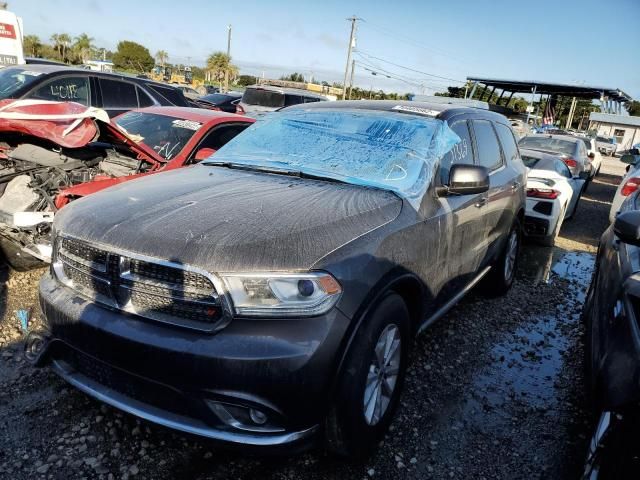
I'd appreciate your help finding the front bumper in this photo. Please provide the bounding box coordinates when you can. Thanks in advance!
[37,273,352,449]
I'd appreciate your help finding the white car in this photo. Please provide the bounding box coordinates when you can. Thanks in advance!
[577,136,602,177]
[521,149,585,246]
[609,152,640,222]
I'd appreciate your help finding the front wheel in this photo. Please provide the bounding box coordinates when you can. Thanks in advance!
[325,293,410,457]
[480,218,521,297]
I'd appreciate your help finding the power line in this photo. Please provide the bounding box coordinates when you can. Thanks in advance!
[360,21,470,66]
[355,49,466,84]
[354,53,457,89]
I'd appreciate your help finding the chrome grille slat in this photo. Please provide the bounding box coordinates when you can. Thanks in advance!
[54,236,223,331]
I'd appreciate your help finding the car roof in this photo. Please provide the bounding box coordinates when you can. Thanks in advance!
[7,64,180,89]
[522,133,581,144]
[244,84,328,99]
[284,100,509,122]
[127,106,253,124]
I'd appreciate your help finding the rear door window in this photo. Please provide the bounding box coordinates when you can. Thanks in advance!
[472,120,503,171]
[495,123,520,164]
[136,86,155,107]
[26,75,90,105]
[99,78,138,108]
[440,120,474,184]
[148,85,186,106]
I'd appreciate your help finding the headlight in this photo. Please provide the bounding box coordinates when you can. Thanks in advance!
[220,272,342,317]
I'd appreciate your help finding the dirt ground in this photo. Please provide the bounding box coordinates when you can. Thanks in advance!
[0,156,625,480]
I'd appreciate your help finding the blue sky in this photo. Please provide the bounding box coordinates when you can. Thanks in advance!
[13,0,640,98]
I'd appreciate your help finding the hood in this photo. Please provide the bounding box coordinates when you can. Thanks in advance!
[55,165,402,272]
[0,99,163,166]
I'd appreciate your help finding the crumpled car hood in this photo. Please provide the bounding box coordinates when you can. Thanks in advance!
[0,99,163,166]
[55,165,403,272]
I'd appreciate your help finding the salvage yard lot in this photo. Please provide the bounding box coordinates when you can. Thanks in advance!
[0,157,621,479]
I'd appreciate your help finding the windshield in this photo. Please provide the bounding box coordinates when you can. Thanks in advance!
[204,109,460,207]
[0,68,43,99]
[115,112,202,160]
[518,136,576,155]
[597,136,614,144]
[241,88,284,108]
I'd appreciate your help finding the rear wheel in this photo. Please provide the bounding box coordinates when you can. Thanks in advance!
[481,218,520,297]
[325,293,410,457]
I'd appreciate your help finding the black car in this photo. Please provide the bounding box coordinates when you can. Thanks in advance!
[31,101,526,455]
[0,64,190,117]
[582,196,640,478]
[194,92,242,113]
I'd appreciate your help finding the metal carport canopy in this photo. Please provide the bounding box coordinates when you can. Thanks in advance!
[466,77,633,103]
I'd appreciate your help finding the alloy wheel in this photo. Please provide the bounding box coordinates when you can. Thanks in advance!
[363,324,401,426]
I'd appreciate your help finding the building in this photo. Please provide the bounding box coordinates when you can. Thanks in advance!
[589,113,640,151]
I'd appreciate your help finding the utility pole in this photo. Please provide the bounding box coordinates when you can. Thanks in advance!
[342,16,359,100]
[224,24,232,92]
[347,59,355,99]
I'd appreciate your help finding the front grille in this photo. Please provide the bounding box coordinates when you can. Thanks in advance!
[54,236,223,331]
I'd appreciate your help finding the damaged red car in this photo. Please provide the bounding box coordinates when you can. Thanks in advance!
[0,100,253,270]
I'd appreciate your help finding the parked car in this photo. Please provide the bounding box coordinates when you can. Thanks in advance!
[0,100,253,269]
[596,135,617,156]
[576,136,602,177]
[608,152,640,222]
[175,85,201,100]
[194,92,243,113]
[31,100,526,455]
[518,134,593,179]
[508,118,531,138]
[0,64,190,117]
[238,85,329,116]
[521,149,584,246]
[582,195,640,478]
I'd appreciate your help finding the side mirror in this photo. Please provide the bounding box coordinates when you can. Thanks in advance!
[588,152,595,159]
[194,147,216,161]
[446,164,490,195]
[614,211,640,246]
[621,154,639,165]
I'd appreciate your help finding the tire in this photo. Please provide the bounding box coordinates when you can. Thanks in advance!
[0,238,46,271]
[325,293,410,457]
[480,218,521,297]
[540,207,565,247]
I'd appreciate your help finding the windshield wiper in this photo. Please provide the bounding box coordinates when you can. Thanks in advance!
[204,161,353,186]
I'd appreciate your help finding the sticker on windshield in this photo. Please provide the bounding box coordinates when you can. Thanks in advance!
[172,119,202,131]
[392,105,440,117]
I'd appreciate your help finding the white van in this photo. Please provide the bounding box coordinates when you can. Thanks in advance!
[0,9,24,67]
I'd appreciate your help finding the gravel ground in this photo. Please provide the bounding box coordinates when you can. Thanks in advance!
[0,161,622,480]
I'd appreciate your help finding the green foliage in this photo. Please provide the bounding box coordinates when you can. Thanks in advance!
[205,51,238,84]
[628,101,640,116]
[112,40,155,72]
[155,50,168,66]
[23,35,42,57]
[236,75,257,86]
[280,72,305,82]
[72,33,94,63]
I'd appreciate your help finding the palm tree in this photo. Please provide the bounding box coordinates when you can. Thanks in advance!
[155,50,168,67]
[23,35,41,57]
[73,33,94,63]
[51,33,72,62]
[206,51,237,88]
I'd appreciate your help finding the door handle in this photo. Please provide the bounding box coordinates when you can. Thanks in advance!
[475,197,487,208]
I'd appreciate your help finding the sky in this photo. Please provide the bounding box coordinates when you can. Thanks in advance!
[12,0,640,99]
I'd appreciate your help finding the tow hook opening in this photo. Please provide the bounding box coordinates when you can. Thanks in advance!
[23,331,51,365]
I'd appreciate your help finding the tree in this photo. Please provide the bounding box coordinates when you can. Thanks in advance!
[205,51,237,86]
[112,40,155,72]
[628,101,640,116]
[73,33,94,63]
[23,35,41,57]
[236,74,257,87]
[280,72,305,82]
[50,33,72,62]
[155,50,168,67]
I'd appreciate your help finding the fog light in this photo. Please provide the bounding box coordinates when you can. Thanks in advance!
[249,408,267,425]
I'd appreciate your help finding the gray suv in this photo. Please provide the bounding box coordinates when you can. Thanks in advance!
[32,101,526,456]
